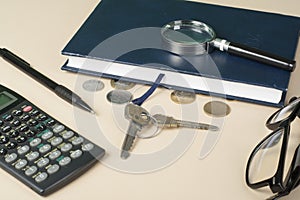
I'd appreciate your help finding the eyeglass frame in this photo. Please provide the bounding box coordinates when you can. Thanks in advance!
[245,97,300,198]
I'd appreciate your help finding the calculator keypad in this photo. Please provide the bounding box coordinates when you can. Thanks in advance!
[0,102,104,191]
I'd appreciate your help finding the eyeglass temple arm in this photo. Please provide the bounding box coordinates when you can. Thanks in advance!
[266,168,300,200]
[268,146,300,200]
[285,146,300,191]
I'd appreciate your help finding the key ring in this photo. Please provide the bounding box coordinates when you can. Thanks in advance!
[130,73,165,139]
[136,115,162,139]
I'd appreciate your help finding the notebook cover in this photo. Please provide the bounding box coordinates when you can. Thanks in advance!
[61,0,300,106]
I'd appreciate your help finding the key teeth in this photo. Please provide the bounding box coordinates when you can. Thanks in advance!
[120,134,136,159]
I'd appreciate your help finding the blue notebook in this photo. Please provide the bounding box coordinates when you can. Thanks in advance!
[61,0,300,106]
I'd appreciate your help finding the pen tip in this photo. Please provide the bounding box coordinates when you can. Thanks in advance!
[90,110,96,115]
[121,150,130,160]
[210,125,219,131]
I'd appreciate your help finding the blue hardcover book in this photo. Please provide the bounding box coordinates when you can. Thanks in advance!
[61,0,300,106]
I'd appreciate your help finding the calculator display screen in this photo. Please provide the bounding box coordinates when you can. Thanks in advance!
[0,91,17,110]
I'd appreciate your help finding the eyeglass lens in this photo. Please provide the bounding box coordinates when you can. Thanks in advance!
[269,98,300,124]
[248,128,284,184]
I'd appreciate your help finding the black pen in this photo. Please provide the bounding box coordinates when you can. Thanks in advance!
[0,48,95,114]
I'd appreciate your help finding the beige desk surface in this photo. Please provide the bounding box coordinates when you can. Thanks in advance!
[1,0,300,199]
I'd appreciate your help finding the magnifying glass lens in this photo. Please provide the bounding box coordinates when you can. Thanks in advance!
[161,20,216,55]
[162,26,213,44]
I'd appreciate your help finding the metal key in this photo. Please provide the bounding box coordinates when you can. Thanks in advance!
[152,114,219,131]
[121,103,152,159]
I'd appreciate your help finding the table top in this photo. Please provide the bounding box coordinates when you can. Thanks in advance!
[1,0,300,199]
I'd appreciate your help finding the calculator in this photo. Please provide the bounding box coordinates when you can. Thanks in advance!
[0,84,105,196]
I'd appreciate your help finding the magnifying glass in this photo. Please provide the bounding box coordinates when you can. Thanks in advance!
[161,20,296,71]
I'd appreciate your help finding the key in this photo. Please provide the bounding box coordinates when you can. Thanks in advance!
[152,114,219,131]
[120,103,152,159]
[120,121,140,159]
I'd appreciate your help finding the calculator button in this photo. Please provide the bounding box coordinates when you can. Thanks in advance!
[62,131,74,139]
[35,172,48,183]
[25,166,38,176]
[36,124,46,132]
[41,131,53,140]
[53,125,65,133]
[7,142,17,150]
[47,164,60,175]
[12,110,23,116]
[72,137,84,146]
[37,158,50,168]
[1,125,12,133]
[70,149,83,159]
[19,125,29,132]
[28,119,38,127]
[25,130,36,137]
[30,138,42,147]
[49,150,61,160]
[3,114,13,122]
[23,106,32,112]
[59,156,71,166]
[18,145,30,155]
[0,136,9,144]
[20,114,31,122]
[51,137,63,146]
[16,136,27,143]
[15,159,28,170]
[29,109,40,116]
[61,143,72,152]
[46,119,55,127]
[12,120,21,127]
[5,153,17,163]
[39,144,51,154]
[37,114,48,121]
[0,148,7,156]
[9,131,19,138]
[82,143,94,151]
[26,151,39,161]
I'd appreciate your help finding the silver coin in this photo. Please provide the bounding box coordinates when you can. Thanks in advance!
[110,79,136,90]
[106,90,133,104]
[170,90,196,104]
[203,101,231,117]
[82,79,104,92]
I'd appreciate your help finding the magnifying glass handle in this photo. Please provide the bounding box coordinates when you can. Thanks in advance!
[229,42,296,71]
[213,39,296,71]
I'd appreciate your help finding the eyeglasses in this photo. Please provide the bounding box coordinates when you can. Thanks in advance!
[245,97,300,200]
